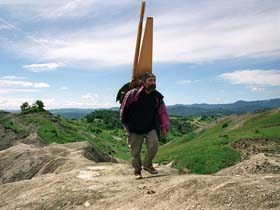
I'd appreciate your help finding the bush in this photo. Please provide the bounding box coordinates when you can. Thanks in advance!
[222,122,228,128]
[84,110,122,129]
[20,100,46,114]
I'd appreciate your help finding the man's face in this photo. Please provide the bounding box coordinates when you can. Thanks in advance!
[143,76,156,92]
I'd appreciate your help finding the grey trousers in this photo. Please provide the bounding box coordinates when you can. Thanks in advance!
[128,129,159,173]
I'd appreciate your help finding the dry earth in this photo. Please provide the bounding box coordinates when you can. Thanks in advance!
[0,138,279,210]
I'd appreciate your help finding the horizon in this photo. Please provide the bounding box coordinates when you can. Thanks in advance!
[1,0,280,110]
[3,97,280,111]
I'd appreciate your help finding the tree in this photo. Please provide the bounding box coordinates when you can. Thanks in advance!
[20,102,30,112]
[20,100,46,114]
[35,100,45,111]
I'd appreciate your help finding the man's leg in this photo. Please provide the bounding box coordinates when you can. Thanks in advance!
[129,132,144,174]
[143,129,158,170]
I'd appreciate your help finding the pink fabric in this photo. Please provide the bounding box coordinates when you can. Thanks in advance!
[157,102,170,132]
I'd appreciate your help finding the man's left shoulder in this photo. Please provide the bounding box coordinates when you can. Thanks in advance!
[154,90,164,101]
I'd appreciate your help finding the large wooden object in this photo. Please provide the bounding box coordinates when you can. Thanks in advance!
[131,0,153,88]
[136,17,153,78]
[116,0,154,102]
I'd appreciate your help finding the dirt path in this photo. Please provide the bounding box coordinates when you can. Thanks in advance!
[0,162,279,210]
[0,141,279,210]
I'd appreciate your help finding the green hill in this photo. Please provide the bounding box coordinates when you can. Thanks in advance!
[1,108,279,175]
[156,108,280,174]
[0,110,130,160]
[0,109,207,160]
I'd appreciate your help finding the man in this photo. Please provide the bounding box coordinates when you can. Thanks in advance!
[120,72,170,179]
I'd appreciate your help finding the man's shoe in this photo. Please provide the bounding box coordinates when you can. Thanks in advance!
[134,172,143,180]
[143,166,158,174]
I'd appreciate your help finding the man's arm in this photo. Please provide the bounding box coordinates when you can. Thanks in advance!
[120,86,142,124]
[157,101,170,136]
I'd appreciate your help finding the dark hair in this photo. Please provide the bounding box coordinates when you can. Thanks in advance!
[141,72,156,81]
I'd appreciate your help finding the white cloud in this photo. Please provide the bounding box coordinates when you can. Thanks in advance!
[43,98,56,105]
[0,76,26,80]
[176,80,192,85]
[0,17,16,30]
[0,79,50,88]
[23,63,61,72]
[0,97,35,110]
[0,97,55,110]
[0,0,133,21]
[1,0,280,67]
[24,97,115,109]
[81,93,99,100]
[60,86,69,90]
[0,25,12,30]
[0,89,39,94]
[250,87,265,92]
[154,3,280,63]
[14,26,135,67]
[33,82,50,88]
[0,80,33,88]
[40,0,88,19]
[0,94,118,109]
[35,0,132,20]
[218,70,280,86]
[215,97,222,102]
[0,76,50,95]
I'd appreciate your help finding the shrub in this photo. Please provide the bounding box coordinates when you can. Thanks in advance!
[222,122,228,128]
[20,100,46,114]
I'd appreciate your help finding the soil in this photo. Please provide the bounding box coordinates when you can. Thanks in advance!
[0,138,279,210]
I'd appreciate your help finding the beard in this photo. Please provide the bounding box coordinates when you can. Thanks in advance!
[145,84,156,92]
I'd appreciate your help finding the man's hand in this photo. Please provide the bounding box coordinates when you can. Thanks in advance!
[161,130,167,137]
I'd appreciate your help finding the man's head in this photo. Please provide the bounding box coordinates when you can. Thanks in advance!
[141,72,156,93]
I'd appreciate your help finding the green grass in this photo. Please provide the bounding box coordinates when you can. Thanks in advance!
[37,117,90,144]
[156,109,280,174]
[62,117,131,160]
[0,114,28,137]
[85,129,131,160]
[20,112,129,160]
[2,108,279,175]
[37,121,60,143]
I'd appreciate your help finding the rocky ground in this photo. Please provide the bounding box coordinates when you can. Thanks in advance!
[0,137,279,210]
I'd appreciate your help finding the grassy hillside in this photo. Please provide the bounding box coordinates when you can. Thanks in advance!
[2,108,279,175]
[156,108,280,174]
[0,109,203,161]
[0,110,131,160]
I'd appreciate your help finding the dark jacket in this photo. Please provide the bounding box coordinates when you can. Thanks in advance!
[120,85,170,135]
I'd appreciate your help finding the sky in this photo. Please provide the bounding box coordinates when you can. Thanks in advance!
[0,0,280,110]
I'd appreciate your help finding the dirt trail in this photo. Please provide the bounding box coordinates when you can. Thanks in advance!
[216,138,280,176]
[0,140,279,210]
[0,141,114,184]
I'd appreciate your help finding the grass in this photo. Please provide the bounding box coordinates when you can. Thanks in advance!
[0,114,28,138]
[156,109,280,174]
[37,121,61,143]
[2,108,279,174]
[60,117,131,160]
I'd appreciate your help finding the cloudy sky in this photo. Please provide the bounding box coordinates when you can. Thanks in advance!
[0,0,280,110]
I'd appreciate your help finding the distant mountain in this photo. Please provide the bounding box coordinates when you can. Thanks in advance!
[49,108,94,119]
[46,98,280,119]
[168,98,280,116]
